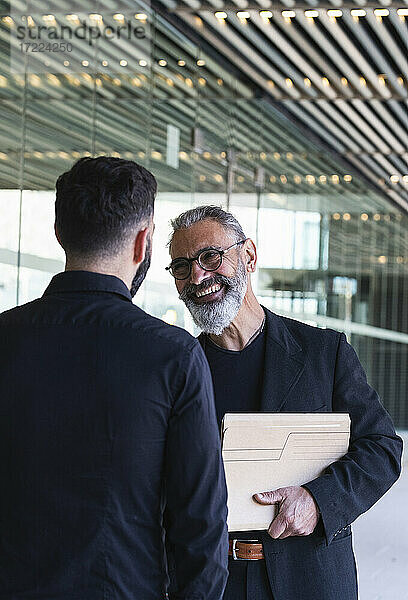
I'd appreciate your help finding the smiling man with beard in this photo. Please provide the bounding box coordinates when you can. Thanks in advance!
[167,205,402,600]
[0,161,228,600]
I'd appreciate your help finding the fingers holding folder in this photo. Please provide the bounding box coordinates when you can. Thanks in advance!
[253,486,320,539]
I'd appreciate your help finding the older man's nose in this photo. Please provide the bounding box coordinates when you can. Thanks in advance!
[189,261,210,285]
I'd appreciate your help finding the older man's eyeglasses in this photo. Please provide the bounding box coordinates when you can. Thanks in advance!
[166,239,247,280]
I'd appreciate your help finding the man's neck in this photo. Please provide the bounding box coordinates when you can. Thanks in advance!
[65,259,132,291]
[208,288,265,351]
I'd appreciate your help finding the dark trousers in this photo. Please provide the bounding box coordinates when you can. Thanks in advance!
[223,557,274,600]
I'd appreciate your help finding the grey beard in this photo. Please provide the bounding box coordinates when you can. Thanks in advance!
[179,259,248,335]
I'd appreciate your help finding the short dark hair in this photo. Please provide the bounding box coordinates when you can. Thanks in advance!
[55,156,156,257]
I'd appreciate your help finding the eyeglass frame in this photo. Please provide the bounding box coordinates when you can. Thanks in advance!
[166,239,248,280]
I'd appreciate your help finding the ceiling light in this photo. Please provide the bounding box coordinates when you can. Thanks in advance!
[47,74,60,86]
[333,213,341,220]
[351,9,366,17]
[397,76,404,86]
[198,77,206,86]
[390,174,399,183]
[113,13,125,21]
[402,175,408,184]
[63,60,70,67]
[197,59,205,66]
[360,77,367,86]
[158,59,167,66]
[286,152,293,160]
[305,10,319,18]
[286,78,293,87]
[237,11,250,20]
[215,11,227,20]
[217,78,223,86]
[268,80,275,87]
[294,175,302,183]
[42,14,56,22]
[82,60,89,67]
[344,175,352,182]
[306,174,315,184]
[260,10,272,20]
[374,213,381,221]
[89,13,102,21]
[1,16,14,25]
[102,60,108,67]
[66,14,79,22]
[273,152,280,160]
[185,78,193,87]
[139,59,147,67]
[397,8,408,16]
[120,59,127,67]
[343,213,351,221]
[327,10,342,18]
[378,74,386,85]
[374,9,389,17]
[304,77,311,87]
[341,77,348,86]
[280,175,287,184]
[319,175,327,183]
[322,77,330,86]
[135,13,147,20]
[331,174,340,183]
[282,10,296,19]
[361,213,368,221]
[378,255,387,264]
[269,175,276,183]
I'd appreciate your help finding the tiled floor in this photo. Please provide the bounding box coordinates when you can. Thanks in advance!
[353,432,407,600]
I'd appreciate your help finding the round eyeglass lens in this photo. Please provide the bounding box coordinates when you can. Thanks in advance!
[171,260,190,279]
[198,249,222,271]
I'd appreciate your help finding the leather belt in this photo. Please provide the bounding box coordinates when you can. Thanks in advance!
[228,539,264,560]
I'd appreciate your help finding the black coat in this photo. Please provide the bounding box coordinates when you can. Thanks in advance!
[0,271,228,600]
[200,307,402,600]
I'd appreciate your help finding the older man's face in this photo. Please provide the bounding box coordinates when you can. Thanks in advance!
[170,219,248,334]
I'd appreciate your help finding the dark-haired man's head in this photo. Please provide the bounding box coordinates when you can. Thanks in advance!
[55,156,157,296]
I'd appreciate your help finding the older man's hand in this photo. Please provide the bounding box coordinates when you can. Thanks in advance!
[253,486,320,539]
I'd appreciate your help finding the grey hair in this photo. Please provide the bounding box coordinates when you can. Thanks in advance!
[168,205,246,250]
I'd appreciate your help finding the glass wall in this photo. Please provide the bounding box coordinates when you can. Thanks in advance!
[0,5,407,426]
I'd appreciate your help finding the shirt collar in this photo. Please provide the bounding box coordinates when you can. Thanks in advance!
[43,270,133,302]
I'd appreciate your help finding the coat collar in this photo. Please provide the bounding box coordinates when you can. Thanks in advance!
[43,270,133,302]
[260,307,305,412]
[198,307,305,412]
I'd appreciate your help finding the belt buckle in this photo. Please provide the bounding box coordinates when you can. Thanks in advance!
[231,539,260,561]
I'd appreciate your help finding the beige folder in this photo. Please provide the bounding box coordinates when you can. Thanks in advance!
[221,413,350,532]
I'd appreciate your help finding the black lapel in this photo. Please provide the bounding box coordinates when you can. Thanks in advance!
[260,308,305,413]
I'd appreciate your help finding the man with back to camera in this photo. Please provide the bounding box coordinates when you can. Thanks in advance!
[0,159,229,600]
[167,205,402,600]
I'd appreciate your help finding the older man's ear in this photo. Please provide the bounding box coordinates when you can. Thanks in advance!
[244,239,257,273]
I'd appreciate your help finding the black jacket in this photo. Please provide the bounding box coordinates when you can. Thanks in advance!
[0,270,228,600]
[199,308,402,600]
